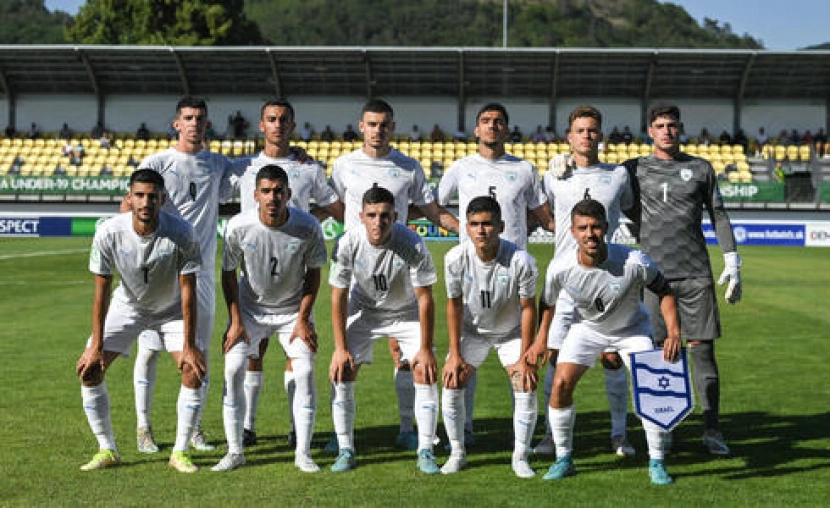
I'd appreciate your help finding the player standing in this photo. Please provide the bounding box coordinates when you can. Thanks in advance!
[233,98,343,447]
[440,196,539,478]
[132,96,236,454]
[624,104,742,455]
[328,186,441,474]
[528,199,681,485]
[438,102,554,445]
[330,99,457,451]
[534,105,636,457]
[213,165,327,472]
[77,169,206,473]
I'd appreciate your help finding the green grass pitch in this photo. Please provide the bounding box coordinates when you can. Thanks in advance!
[1,237,829,506]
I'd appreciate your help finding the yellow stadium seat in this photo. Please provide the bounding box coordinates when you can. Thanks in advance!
[739,171,753,183]
[727,171,740,183]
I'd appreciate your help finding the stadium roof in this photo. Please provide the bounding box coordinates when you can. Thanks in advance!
[1,45,829,101]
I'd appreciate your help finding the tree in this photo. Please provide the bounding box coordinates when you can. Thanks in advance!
[66,0,263,45]
[0,0,70,44]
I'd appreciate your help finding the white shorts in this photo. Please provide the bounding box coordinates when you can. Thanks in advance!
[345,308,425,366]
[88,300,185,356]
[226,308,315,360]
[140,271,214,353]
[557,323,654,368]
[456,327,522,369]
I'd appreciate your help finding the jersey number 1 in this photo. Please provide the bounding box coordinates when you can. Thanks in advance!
[373,274,388,291]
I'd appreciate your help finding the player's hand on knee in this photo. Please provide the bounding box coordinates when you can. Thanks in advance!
[290,319,318,353]
[412,348,438,385]
[522,340,547,367]
[329,348,354,382]
[718,252,742,304]
[77,349,105,384]
[509,362,537,392]
[442,354,472,389]
[179,348,206,382]
[222,322,249,354]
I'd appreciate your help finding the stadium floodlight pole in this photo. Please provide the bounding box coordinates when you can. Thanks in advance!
[503,0,508,48]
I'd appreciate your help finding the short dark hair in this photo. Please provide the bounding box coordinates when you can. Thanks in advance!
[361,99,394,118]
[260,98,295,121]
[256,165,289,187]
[476,103,509,126]
[571,198,607,224]
[176,96,208,117]
[466,195,501,222]
[649,104,681,125]
[362,184,395,207]
[129,168,165,190]
[568,105,602,129]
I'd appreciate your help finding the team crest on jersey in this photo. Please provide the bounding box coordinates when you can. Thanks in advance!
[392,257,404,269]
[608,282,621,294]
[465,171,476,180]
[289,169,301,179]
[505,171,518,182]
[244,241,258,250]
[680,168,693,182]
[566,284,582,294]
[600,175,612,185]
[286,240,300,253]
[388,168,401,178]
[156,245,174,257]
[497,273,509,285]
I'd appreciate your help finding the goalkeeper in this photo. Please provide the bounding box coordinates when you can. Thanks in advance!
[624,104,742,457]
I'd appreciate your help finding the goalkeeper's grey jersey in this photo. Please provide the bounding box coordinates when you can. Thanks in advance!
[544,244,658,337]
[444,239,538,337]
[234,152,338,214]
[90,211,201,315]
[329,222,437,316]
[139,148,235,274]
[222,208,327,314]
[628,154,736,279]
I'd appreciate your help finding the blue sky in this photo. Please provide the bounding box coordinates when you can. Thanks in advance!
[46,0,830,50]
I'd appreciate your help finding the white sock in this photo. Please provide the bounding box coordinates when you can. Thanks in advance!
[642,418,667,460]
[513,391,537,458]
[222,353,247,454]
[549,405,576,458]
[394,368,415,433]
[82,383,116,451]
[133,346,159,429]
[195,347,210,430]
[332,382,355,451]
[604,366,629,438]
[463,370,477,434]
[284,370,296,433]
[543,363,555,437]
[243,370,263,432]
[414,383,438,452]
[441,387,465,456]
[173,386,202,452]
[291,357,317,457]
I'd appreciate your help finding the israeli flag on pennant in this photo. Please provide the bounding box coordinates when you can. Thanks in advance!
[630,348,693,431]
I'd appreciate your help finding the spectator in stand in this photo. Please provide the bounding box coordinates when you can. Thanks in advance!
[756,127,768,146]
[70,144,85,166]
[321,125,336,142]
[789,129,801,145]
[136,122,150,141]
[410,125,422,142]
[430,124,445,142]
[718,130,732,145]
[205,121,216,142]
[510,125,524,142]
[99,131,112,150]
[453,127,467,141]
[343,124,359,142]
[231,111,249,139]
[59,123,72,140]
[814,128,827,157]
[544,126,557,142]
[28,122,41,139]
[678,123,689,145]
[621,126,634,144]
[733,129,748,152]
[4,125,14,138]
[300,122,314,142]
[801,130,814,146]
[531,125,547,142]
[608,127,623,144]
[699,128,711,146]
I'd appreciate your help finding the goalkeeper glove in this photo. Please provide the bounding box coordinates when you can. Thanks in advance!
[717,252,742,304]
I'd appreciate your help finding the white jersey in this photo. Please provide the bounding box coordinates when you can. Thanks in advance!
[222,208,327,315]
[438,153,546,249]
[444,239,538,336]
[233,152,338,214]
[330,148,434,231]
[89,211,201,315]
[329,222,437,316]
[139,148,236,273]
[544,244,659,337]
[543,162,633,262]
